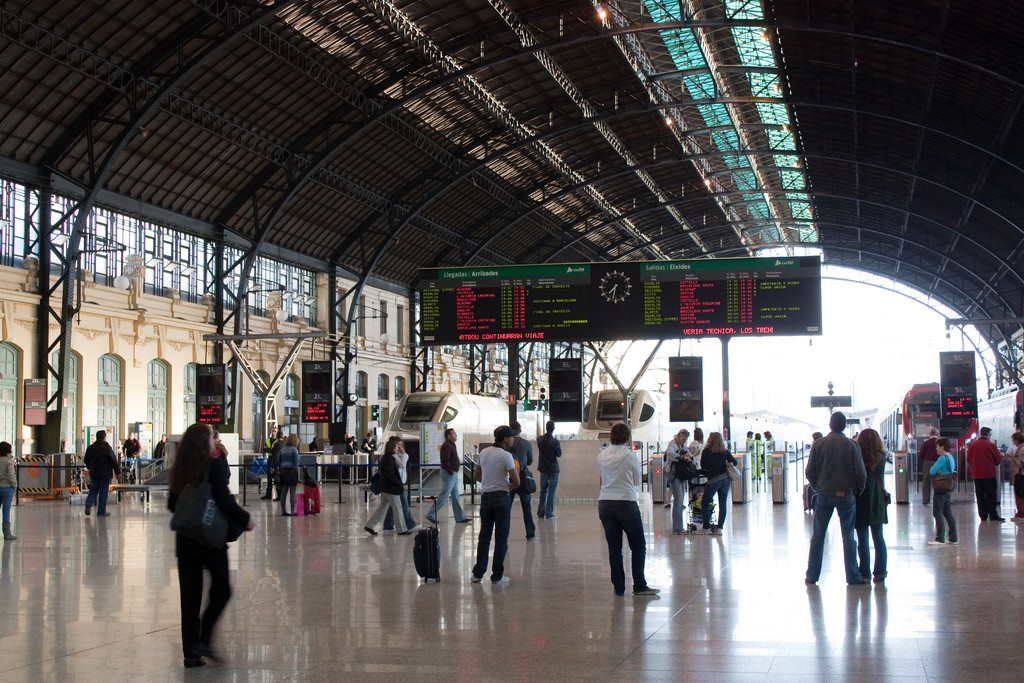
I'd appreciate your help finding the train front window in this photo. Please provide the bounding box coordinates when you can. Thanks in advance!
[400,396,440,424]
[639,404,654,421]
[441,407,458,423]
[597,400,624,421]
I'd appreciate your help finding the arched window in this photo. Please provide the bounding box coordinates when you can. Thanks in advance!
[97,355,122,437]
[394,376,406,401]
[183,363,196,425]
[355,371,368,399]
[253,370,271,442]
[50,349,80,450]
[377,373,389,400]
[284,373,299,427]
[147,360,169,451]
[0,343,19,446]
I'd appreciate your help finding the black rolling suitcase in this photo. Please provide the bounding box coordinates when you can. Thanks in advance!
[413,525,441,582]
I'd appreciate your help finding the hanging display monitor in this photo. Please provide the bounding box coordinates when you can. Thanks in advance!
[549,358,583,422]
[939,352,978,420]
[418,256,821,345]
[196,364,226,425]
[302,360,334,423]
[669,357,704,422]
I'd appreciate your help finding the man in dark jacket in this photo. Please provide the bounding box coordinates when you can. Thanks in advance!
[918,427,939,505]
[84,430,120,517]
[426,428,470,524]
[508,421,536,540]
[804,412,867,585]
[536,420,562,519]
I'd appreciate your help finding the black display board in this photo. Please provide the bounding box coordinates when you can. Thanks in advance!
[418,256,821,345]
[669,357,704,422]
[302,360,334,423]
[549,358,583,422]
[196,364,226,425]
[939,351,978,420]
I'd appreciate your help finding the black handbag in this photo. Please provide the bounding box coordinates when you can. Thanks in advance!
[522,468,537,494]
[169,464,228,549]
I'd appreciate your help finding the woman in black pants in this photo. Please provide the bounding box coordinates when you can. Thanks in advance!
[169,423,254,668]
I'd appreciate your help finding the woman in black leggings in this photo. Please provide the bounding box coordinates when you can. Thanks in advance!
[168,424,254,668]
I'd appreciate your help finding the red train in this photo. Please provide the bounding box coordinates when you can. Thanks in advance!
[879,383,977,464]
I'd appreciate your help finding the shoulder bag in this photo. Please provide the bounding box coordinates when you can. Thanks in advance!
[873,468,892,505]
[932,455,958,494]
[725,461,741,481]
[169,462,228,549]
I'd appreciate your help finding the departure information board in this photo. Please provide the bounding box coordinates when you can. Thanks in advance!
[419,256,821,344]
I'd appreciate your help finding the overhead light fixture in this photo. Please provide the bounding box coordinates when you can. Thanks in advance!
[664,116,674,127]
[113,274,131,291]
[180,265,195,276]
[50,233,70,247]
[782,123,791,133]
[703,177,712,189]
[146,257,162,267]
[759,29,769,42]
[597,6,608,21]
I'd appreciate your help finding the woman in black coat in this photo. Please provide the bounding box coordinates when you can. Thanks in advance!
[168,423,254,668]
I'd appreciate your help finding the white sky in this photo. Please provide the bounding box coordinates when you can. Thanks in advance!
[611,268,989,440]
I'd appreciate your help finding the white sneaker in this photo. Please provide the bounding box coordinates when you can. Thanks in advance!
[491,576,510,585]
[926,540,945,546]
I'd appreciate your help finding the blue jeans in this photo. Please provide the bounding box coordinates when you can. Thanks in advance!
[383,489,415,531]
[509,489,536,539]
[427,470,467,523]
[701,476,732,529]
[806,492,861,584]
[670,474,687,532]
[85,478,111,515]
[933,491,958,542]
[0,486,14,524]
[856,524,887,579]
[598,500,650,594]
[473,492,512,582]
[537,471,559,518]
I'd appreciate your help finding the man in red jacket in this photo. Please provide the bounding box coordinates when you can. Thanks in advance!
[918,428,939,505]
[966,427,1004,522]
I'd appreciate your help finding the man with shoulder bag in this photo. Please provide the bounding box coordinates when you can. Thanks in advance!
[508,421,537,541]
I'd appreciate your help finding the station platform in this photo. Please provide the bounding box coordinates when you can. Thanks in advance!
[0,480,1021,682]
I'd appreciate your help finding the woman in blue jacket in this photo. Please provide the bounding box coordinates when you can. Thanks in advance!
[277,435,302,516]
[928,437,958,545]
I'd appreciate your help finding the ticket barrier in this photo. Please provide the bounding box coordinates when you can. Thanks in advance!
[893,452,909,504]
[771,452,788,504]
[650,455,666,504]
[731,451,750,504]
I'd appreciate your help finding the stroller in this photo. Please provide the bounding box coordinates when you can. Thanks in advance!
[687,469,717,532]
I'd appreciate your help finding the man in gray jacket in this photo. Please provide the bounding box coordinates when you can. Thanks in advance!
[805,412,867,585]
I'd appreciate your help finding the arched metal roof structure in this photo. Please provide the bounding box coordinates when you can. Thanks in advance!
[2,0,1022,357]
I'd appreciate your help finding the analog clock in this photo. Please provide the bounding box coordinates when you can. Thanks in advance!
[599,270,632,303]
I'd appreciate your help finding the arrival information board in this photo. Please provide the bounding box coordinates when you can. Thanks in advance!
[419,256,821,344]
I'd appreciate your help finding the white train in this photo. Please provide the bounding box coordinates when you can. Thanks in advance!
[577,389,673,455]
[379,391,544,463]
[978,386,1020,451]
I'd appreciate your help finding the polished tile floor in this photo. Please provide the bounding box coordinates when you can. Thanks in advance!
[2,476,1023,682]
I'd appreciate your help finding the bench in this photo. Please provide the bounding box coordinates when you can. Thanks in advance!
[113,485,151,504]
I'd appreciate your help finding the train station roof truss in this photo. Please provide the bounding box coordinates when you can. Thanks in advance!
[0,0,1022,351]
